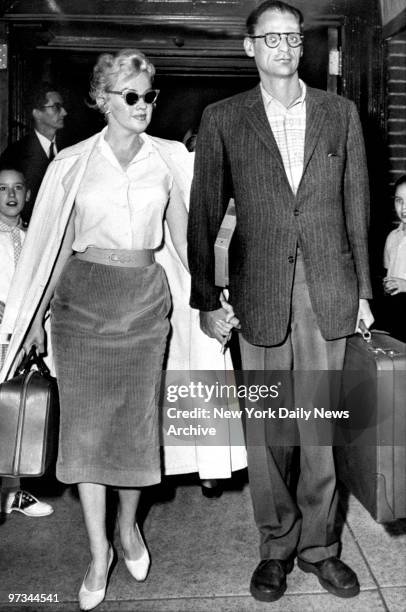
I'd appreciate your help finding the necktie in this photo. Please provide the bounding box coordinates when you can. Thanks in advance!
[49,141,55,161]
[0,221,22,267]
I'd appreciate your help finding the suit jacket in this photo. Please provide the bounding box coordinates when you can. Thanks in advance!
[0,129,192,381]
[187,85,372,345]
[0,131,64,223]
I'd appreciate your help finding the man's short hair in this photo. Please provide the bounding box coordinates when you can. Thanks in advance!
[28,82,59,111]
[246,1,304,35]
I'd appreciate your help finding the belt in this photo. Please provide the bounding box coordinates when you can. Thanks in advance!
[75,247,155,267]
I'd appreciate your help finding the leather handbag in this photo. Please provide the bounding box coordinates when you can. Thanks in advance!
[0,348,59,477]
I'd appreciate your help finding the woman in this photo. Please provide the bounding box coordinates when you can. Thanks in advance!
[0,49,196,611]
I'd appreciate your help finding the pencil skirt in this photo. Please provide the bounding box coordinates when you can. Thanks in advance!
[51,256,170,486]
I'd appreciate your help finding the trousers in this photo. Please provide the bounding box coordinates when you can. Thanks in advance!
[239,249,347,562]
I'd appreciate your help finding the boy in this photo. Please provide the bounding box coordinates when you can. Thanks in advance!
[0,164,53,517]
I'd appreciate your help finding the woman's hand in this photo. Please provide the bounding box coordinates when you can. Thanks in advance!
[23,319,46,354]
[383,276,406,296]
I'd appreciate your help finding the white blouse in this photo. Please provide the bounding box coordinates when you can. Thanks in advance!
[72,130,173,252]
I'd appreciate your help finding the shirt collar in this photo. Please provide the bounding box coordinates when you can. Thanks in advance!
[35,129,55,153]
[98,127,154,169]
[260,79,307,110]
[0,219,23,233]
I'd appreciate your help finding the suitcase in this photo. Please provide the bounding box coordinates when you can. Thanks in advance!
[0,348,59,477]
[336,330,406,522]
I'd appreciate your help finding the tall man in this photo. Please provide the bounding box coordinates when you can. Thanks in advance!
[0,83,67,224]
[188,0,373,603]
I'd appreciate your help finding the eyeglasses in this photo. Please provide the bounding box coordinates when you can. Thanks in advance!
[106,88,160,106]
[40,102,65,112]
[249,32,304,48]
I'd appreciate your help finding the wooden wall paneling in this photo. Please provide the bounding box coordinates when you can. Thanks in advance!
[386,32,406,185]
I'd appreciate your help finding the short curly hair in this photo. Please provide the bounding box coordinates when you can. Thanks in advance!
[89,49,156,115]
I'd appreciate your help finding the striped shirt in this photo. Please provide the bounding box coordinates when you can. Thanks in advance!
[261,80,307,195]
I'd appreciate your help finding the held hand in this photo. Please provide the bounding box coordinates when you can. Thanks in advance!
[383,276,406,296]
[219,291,241,329]
[23,320,46,355]
[200,308,233,345]
[355,299,374,334]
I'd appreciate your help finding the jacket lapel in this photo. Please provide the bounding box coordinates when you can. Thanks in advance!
[242,86,285,174]
[302,89,327,178]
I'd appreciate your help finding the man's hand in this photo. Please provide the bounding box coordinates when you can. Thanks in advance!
[383,276,406,296]
[355,298,374,333]
[219,291,241,329]
[200,291,241,345]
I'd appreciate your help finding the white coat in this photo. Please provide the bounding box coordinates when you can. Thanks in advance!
[0,128,246,477]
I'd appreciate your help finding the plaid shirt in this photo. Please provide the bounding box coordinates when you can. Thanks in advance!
[261,80,307,195]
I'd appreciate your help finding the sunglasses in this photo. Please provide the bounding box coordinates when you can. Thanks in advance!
[106,88,160,106]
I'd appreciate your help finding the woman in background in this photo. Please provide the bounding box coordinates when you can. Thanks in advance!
[158,129,247,497]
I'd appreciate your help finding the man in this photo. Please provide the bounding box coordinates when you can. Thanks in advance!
[188,0,374,603]
[0,83,67,224]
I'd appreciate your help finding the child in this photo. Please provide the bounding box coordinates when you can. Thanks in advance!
[0,164,53,517]
[383,174,406,342]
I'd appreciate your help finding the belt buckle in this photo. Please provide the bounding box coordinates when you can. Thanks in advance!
[110,253,132,264]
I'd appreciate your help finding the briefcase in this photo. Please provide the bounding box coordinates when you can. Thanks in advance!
[336,330,406,522]
[0,348,59,477]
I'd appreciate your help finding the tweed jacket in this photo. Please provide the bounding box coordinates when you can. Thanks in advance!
[0,129,192,381]
[188,85,372,345]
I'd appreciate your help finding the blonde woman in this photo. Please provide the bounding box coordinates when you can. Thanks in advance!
[0,49,208,610]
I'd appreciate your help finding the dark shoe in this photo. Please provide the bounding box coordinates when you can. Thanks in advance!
[297,557,360,598]
[201,480,223,499]
[250,558,294,602]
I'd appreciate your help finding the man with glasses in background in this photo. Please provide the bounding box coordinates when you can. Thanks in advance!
[0,83,67,224]
[188,0,373,603]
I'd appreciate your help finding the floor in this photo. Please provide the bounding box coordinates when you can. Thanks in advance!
[0,471,405,612]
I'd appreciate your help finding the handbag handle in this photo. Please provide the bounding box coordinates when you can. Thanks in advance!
[15,347,51,377]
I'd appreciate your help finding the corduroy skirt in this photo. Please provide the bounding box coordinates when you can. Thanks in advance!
[51,256,170,487]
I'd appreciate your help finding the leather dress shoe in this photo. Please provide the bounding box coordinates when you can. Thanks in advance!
[297,556,360,598]
[201,481,223,499]
[250,558,294,602]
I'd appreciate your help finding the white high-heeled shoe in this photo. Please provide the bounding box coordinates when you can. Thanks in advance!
[78,546,114,611]
[123,524,150,581]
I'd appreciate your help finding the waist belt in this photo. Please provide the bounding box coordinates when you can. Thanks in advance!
[75,247,155,267]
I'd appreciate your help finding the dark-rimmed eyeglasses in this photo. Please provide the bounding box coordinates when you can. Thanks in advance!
[249,32,304,48]
[40,102,65,112]
[106,88,160,106]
